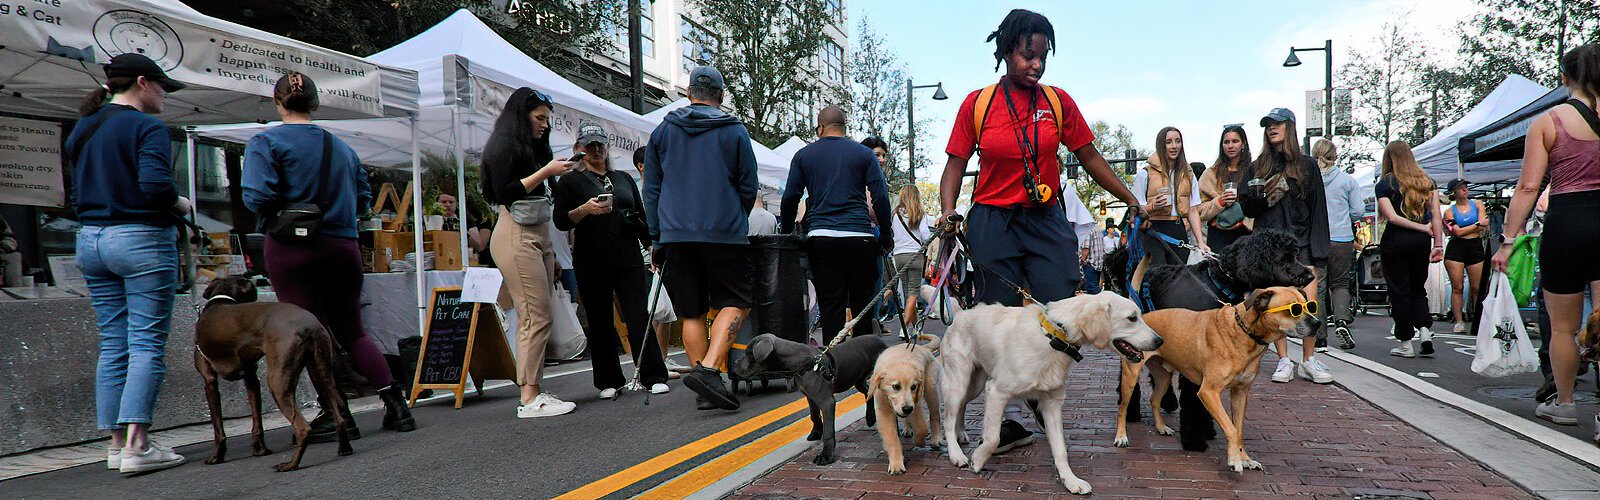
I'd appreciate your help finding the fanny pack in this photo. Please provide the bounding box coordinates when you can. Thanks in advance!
[1212,202,1247,230]
[263,131,336,242]
[509,181,554,226]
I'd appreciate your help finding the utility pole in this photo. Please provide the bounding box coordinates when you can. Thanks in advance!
[627,0,645,113]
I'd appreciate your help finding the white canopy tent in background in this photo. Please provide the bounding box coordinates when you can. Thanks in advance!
[774,137,810,163]
[1412,75,1550,185]
[641,98,794,191]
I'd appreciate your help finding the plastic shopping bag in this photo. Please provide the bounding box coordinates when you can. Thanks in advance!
[544,283,587,361]
[1472,272,1539,377]
[1506,235,1540,307]
[648,272,677,324]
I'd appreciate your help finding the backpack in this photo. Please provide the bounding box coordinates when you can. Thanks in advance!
[971,83,1069,205]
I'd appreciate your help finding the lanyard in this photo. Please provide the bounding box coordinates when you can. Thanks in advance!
[1000,82,1046,205]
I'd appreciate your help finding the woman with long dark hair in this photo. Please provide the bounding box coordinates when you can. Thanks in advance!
[1442,179,1488,334]
[70,53,190,473]
[1493,44,1600,436]
[1374,141,1444,359]
[554,123,669,399]
[481,87,582,418]
[244,71,418,439]
[1198,124,1252,252]
[1133,126,1208,271]
[1240,108,1333,385]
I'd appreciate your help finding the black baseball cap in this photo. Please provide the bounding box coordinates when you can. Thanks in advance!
[1260,107,1295,126]
[1447,178,1469,191]
[577,122,608,145]
[104,53,186,93]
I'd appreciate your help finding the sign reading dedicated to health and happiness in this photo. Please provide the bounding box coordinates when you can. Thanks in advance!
[0,117,64,208]
[0,0,384,116]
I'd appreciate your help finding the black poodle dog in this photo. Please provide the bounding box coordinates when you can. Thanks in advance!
[1103,229,1315,451]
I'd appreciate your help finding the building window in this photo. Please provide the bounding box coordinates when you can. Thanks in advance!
[821,41,842,83]
[824,0,841,20]
[681,17,716,80]
[612,2,656,58]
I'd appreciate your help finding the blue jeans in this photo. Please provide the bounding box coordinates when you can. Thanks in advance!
[77,224,179,430]
[1081,265,1103,294]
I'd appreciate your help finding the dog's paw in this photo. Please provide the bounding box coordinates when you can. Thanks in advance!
[1113,436,1129,448]
[1156,425,1175,436]
[1239,459,1262,471]
[252,446,272,457]
[204,454,226,465]
[273,462,299,472]
[1060,476,1093,495]
[1228,459,1256,473]
[948,453,969,469]
[806,431,821,442]
[338,446,353,457]
[812,454,837,466]
[886,461,906,476]
[899,427,913,438]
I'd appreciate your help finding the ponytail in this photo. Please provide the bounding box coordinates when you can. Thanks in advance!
[78,76,137,116]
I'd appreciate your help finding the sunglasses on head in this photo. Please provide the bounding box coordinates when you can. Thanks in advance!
[1264,300,1319,318]
[1223,123,1244,130]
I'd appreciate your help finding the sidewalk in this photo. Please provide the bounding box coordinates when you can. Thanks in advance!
[727,348,1537,499]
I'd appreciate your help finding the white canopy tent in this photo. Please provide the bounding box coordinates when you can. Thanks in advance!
[774,136,810,163]
[1412,75,1550,184]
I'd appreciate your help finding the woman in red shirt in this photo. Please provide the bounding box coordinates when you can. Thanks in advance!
[937,8,1143,455]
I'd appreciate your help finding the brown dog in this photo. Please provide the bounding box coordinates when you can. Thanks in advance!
[869,333,942,475]
[194,277,351,471]
[1112,286,1314,472]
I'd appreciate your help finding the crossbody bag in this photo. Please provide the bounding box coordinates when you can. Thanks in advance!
[509,177,554,226]
[263,130,337,242]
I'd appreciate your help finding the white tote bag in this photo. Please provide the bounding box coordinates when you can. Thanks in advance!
[1471,272,1539,377]
[544,283,587,361]
[647,272,677,324]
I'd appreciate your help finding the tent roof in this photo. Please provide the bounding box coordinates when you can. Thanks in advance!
[1412,75,1549,184]
[0,0,417,124]
[774,137,810,160]
[1458,86,1572,166]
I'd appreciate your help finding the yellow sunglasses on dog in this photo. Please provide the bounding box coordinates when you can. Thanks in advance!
[1264,300,1319,318]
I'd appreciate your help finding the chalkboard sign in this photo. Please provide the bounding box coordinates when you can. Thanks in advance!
[418,288,476,386]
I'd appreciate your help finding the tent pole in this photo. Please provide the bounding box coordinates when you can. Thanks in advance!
[185,126,199,296]
[411,115,426,341]
[453,106,469,269]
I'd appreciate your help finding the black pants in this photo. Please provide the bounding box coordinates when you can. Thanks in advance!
[1145,219,1190,267]
[1380,228,1432,341]
[575,261,667,388]
[809,237,882,338]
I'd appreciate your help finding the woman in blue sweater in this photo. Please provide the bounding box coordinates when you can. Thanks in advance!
[70,53,190,474]
[242,72,416,440]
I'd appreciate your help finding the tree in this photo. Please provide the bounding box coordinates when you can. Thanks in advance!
[1457,0,1600,104]
[1337,16,1432,170]
[840,17,932,191]
[693,0,838,147]
[1066,120,1141,213]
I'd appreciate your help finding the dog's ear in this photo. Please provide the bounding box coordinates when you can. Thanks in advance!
[237,279,259,303]
[1251,289,1276,312]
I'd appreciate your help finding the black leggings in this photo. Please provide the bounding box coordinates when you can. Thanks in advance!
[1380,227,1432,341]
[1144,219,1190,267]
[575,262,667,388]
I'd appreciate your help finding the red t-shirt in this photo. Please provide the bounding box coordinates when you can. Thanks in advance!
[945,82,1096,208]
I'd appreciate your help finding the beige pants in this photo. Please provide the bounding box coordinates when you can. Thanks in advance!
[491,207,557,390]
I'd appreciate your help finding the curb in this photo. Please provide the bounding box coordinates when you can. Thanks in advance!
[683,401,869,500]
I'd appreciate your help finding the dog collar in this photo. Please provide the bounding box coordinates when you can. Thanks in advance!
[1232,305,1268,346]
[203,295,238,309]
[1039,314,1084,362]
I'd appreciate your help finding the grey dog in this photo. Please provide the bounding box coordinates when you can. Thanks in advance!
[733,334,887,465]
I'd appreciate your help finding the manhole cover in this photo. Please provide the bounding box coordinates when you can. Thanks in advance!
[1477,385,1600,403]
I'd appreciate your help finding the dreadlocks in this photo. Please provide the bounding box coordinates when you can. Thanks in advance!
[986,9,1056,72]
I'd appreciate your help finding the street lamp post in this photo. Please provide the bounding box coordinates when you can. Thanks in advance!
[1283,39,1333,140]
[906,78,947,181]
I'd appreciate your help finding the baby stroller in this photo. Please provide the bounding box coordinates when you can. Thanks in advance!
[1354,244,1389,316]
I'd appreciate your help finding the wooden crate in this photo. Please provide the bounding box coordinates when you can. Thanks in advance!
[426,231,462,271]
[371,231,427,273]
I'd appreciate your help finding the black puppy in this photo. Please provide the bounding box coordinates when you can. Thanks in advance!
[1104,229,1314,449]
[733,334,887,465]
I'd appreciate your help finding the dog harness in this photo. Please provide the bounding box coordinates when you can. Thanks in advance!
[1231,305,1269,346]
[1038,313,1084,362]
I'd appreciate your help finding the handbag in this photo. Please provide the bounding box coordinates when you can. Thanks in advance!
[1472,272,1539,377]
[1211,202,1247,230]
[263,131,336,241]
[509,177,553,226]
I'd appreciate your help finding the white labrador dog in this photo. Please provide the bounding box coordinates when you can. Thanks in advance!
[940,292,1162,495]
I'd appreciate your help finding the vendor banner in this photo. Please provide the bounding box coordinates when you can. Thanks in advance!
[0,117,65,208]
[0,0,384,116]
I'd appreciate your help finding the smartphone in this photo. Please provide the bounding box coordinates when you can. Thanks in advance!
[567,152,588,164]
[597,193,614,204]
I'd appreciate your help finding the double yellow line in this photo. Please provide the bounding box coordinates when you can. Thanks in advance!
[555,394,869,499]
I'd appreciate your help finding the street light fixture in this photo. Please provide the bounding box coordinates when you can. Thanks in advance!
[906,78,947,181]
[1283,40,1333,140]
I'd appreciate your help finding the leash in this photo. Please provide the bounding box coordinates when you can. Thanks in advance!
[812,218,956,374]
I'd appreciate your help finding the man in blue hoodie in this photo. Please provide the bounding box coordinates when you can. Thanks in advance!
[644,66,758,411]
[780,106,894,339]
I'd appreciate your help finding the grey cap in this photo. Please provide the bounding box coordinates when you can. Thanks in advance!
[689,66,725,90]
[1260,108,1296,126]
[577,121,607,145]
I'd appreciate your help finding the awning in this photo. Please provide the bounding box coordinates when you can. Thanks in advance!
[1458,86,1572,166]
[1412,75,1549,184]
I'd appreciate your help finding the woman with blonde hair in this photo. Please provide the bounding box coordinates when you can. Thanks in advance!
[1373,141,1445,359]
[888,184,935,327]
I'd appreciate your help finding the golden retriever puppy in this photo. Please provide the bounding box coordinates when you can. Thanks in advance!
[870,333,942,475]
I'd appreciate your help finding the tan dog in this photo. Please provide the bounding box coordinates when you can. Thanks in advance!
[869,333,942,475]
[1112,286,1314,472]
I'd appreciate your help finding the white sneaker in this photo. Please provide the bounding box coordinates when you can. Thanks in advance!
[119,442,186,473]
[517,393,576,418]
[650,383,670,394]
[1298,357,1335,384]
[1270,358,1295,383]
[1390,340,1416,358]
[106,446,121,470]
[599,388,619,400]
[1418,327,1436,357]
[1536,399,1579,425]
[1453,322,1467,334]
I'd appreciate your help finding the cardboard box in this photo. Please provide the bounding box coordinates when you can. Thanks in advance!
[426,231,462,271]
[371,231,428,273]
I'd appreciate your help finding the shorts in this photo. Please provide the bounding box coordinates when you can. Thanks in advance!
[892,252,927,300]
[660,242,754,318]
[1444,237,1486,265]
[1540,191,1600,295]
[964,203,1080,305]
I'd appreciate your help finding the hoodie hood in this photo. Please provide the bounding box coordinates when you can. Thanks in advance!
[665,103,744,136]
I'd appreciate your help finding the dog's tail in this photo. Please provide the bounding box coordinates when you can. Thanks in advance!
[916,333,941,352]
[1176,375,1214,452]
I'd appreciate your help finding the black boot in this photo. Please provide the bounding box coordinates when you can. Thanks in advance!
[379,384,417,432]
[306,400,360,444]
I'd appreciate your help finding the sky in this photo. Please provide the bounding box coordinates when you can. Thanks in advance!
[846,0,1483,183]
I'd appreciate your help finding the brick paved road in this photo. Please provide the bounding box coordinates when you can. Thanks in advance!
[729,349,1533,499]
